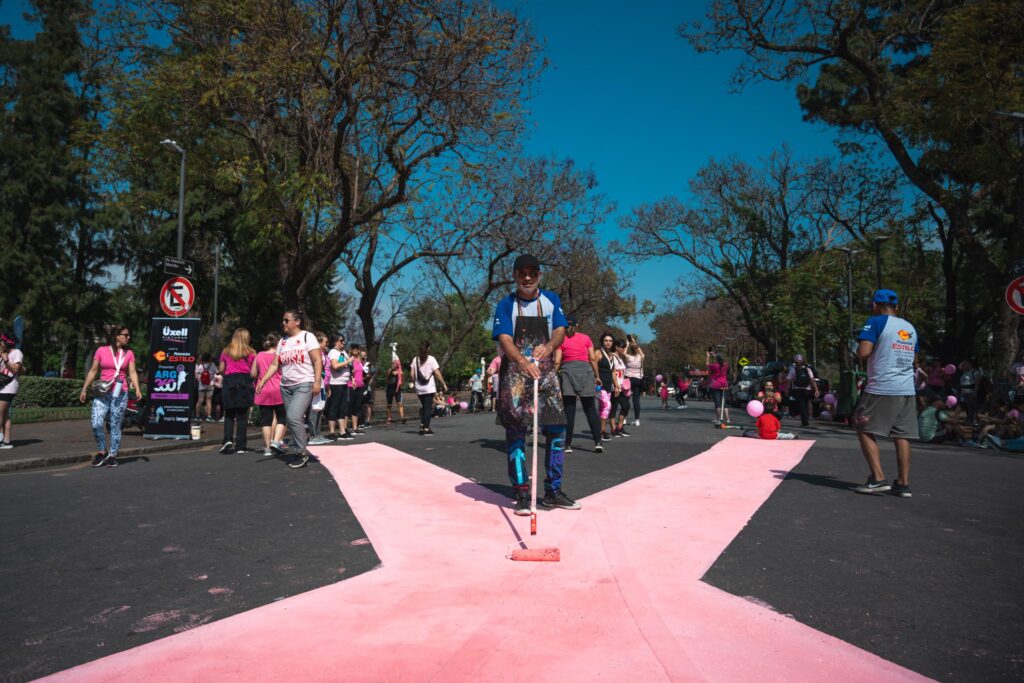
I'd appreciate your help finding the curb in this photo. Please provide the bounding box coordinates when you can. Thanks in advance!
[0,431,263,474]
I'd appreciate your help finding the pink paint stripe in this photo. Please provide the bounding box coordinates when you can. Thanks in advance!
[41,438,933,682]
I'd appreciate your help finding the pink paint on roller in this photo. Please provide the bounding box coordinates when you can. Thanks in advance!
[42,439,930,683]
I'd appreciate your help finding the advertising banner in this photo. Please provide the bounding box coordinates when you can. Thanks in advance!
[145,317,200,439]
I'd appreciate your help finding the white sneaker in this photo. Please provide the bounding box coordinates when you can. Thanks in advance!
[0,441,12,449]
[633,419,639,426]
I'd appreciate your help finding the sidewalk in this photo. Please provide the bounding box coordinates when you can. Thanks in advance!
[0,418,257,473]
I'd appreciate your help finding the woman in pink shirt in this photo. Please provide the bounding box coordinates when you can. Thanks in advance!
[79,324,142,467]
[554,318,604,453]
[218,327,256,454]
[251,332,286,457]
[706,349,731,424]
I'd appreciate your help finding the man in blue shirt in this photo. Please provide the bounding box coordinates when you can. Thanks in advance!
[492,254,580,515]
[852,289,920,498]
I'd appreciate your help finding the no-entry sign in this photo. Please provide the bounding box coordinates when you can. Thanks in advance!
[160,277,195,317]
[1007,276,1024,316]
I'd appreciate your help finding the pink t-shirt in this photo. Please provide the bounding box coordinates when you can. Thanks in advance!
[708,362,729,390]
[220,352,255,375]
[276,332,320,386]
[560,332,593,363]
[349,360,364,388]
[254,351,282,405]
[95,346,134,391]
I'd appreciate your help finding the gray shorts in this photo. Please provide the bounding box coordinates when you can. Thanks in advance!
[853,393,919,440]
[560,361,597,398]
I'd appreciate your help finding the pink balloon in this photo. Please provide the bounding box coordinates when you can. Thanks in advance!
[943,364,957,375]
[823,393,836,405]
[459,401,468,410]
[945,395,958,407]
[746,400,764,418]
[1009,409,1020,419]
[655,374,664,383]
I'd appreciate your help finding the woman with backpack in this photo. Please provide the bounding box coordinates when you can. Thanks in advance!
[218,327,256,454]
[255,310,323,469]
[786,354,819,427]
[195,353,217,422]
[79,325,142,467]
[411,340,448,435]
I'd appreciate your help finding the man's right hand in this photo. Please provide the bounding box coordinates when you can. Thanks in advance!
[517,356,540,380]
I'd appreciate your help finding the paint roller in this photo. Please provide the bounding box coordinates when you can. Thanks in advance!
[510,369,560,562]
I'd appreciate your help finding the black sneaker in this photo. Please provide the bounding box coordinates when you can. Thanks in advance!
[287,452,310,469]
[338,432,356,441]
[594,443,604,453]
[619,427,631,437]
[854,478,891,494]
[513,486,532,516]
[219,441,234,454]
[91,453,106,467]
[601,432,611,442]
[424,428,435,436]
[103,454,119,468]
[613,429,623,438]
[891,481,913,498]
[540,490,581,510]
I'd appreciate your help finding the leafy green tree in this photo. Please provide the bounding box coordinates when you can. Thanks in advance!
[682,0,1024,371]
[0,0,114,374]
[113,0,541,310]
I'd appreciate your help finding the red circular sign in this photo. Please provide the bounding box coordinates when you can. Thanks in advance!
[159,277,195,317]
[1007,276,1024,316]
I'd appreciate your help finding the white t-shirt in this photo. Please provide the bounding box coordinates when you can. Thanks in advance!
[411,355,440,395]
[276,331,320,386]
[1,348,24,394]
[327,348,351,385]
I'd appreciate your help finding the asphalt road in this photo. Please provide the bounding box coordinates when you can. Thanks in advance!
[1,399,1021,681]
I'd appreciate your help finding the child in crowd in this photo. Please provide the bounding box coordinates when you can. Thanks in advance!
[976,399,1022,443]
[660,381,669,409]
[433,391,446,418]
[743,409,796,440]
[445,394,456,415]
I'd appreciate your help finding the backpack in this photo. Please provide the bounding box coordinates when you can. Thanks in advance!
[200,365,211,385]
[794,365,811,389]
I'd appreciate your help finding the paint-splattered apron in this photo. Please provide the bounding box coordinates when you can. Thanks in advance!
[495,297,566,429]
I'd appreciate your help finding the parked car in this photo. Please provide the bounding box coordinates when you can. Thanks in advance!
[729,364,763,407]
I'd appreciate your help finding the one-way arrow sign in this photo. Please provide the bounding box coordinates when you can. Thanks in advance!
[163,256,195,278]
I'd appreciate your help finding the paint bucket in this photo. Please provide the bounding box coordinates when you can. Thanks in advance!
[190,424,202,440]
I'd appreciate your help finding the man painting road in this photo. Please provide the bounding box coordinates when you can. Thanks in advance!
[492,254,581,515]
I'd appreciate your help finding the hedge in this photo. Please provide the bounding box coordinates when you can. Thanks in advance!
[12,377,86,408]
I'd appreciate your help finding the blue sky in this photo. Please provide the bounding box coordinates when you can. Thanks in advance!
[506,0,840,338]
[2,0,844,340]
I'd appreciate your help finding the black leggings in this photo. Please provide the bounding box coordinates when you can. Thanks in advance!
[675,389,687,406]
[418,393,434,429]
[629,377,645,419]
[610,392,630,421]
[223,407,248,448]
[563,395,602,446]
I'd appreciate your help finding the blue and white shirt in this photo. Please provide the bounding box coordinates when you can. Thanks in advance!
[858,314,919,396]
[491,289,568,342]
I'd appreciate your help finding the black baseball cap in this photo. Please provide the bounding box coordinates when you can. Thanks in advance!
[513,254,540,272]
[566,316,577,326]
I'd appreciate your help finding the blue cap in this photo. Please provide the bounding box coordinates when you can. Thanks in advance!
[872,289,899,305]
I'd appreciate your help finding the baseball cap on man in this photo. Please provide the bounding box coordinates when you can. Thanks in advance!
[872,289,899,305]
[513,254,540,272]
[566,315,578,326]
[793,354,805,362]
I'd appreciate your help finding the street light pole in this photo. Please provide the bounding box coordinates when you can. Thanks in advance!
[873,236,890,290]
[212,241,220,343]
[160,139,186,259]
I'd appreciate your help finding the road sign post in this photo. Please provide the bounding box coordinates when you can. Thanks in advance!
[163,256,195,278]
[159,277,195,318]
[1006,276,1024,316]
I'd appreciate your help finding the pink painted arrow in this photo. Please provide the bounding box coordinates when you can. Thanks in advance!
[43,438,930,682]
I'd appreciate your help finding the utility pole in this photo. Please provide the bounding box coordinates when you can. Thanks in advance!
[873,236,890,290]
[839,247,862,419]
